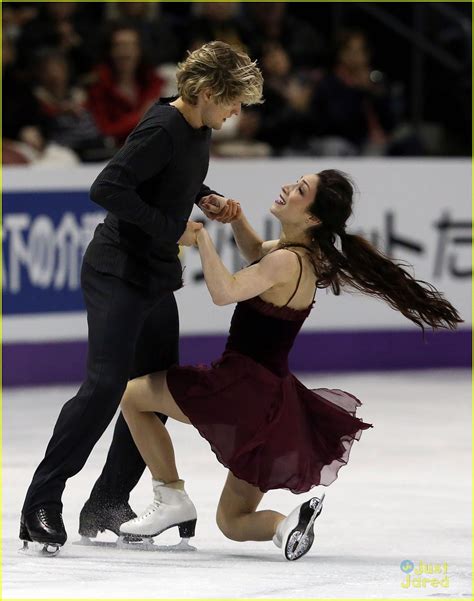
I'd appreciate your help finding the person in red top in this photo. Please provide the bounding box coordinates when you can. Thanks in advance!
[88,23,164,147]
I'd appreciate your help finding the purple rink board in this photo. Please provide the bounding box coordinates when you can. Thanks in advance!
[3,328,471,387]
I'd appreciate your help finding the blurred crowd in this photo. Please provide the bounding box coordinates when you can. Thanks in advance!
[2,2,469,165]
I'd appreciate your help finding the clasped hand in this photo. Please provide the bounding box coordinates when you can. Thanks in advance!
[199,194,241,223]
[178,195,242,246]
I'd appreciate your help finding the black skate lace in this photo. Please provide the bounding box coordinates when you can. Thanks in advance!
[38,508,64,528]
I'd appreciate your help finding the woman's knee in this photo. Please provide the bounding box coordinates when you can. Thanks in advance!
[216,506,246,542]
[120,379,140,415]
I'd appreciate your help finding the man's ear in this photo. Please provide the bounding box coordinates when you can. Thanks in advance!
[202,88,213,103]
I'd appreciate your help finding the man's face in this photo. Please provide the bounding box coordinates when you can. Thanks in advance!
[200,95,242,130]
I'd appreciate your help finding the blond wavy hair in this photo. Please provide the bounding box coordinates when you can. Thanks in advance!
[176,41,263,106]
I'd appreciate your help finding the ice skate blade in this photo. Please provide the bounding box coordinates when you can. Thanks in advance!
[117,535,197,552]
[19,540,61,557]
[73,535,136,549]
[152,538,197,552]
[74,535,196,552]
[286,493,325,561]
[41,544,61,557]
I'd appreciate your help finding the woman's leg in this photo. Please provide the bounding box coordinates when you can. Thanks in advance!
[120,371,190,484]
[216,471,285,542]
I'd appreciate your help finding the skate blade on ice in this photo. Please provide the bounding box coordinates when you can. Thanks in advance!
[74,535,197,552]
[19,540,62,557]
[286,493,325,561]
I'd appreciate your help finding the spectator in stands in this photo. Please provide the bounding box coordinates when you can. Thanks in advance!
[16,2,97,78]
[310,30,392,156]
[2,2,39,43]
[104,2,181,66]
[33,50,111,162]
[251,43,318,155]
[210,40,320,157]
[87,24,164,148]
[2,35,46,163]
[187,2,249,52]
[2,36,78,165]
[310,30,422,156]
[243,2,324,69]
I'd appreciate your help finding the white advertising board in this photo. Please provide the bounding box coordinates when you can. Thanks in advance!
[184,158,471,333]
[3,159,471,343]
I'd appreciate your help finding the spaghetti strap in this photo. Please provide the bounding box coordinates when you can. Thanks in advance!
[252,243,318,306]
[294,245,318,303]
[283,250,304,307]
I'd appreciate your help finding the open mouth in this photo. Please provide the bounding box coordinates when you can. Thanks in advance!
[275,195,286,206]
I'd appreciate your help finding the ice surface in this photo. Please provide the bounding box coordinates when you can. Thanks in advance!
[2,369,471,599]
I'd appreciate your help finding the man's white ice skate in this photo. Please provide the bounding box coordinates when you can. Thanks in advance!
[273,493,325,561]
[119,479,197,551]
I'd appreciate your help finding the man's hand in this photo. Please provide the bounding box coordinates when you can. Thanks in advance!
[199,194,242,223]
[199,194,226,219]
[178,220,203,246]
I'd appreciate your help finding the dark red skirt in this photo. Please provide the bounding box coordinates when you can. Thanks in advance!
[167,351,373,494]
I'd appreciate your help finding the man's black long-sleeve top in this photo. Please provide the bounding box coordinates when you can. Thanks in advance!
[84,98,219,293]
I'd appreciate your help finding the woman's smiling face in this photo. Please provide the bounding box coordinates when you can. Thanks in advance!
[271,174,319,226]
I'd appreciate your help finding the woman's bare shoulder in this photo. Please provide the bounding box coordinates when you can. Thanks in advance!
[261,239,280,257]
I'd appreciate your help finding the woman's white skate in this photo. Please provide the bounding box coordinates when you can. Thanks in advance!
[117,479,197,552]
[273,493,325,560]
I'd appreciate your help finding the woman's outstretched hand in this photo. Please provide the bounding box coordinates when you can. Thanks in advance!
[200,194,242,223]
[178,220,203,246]
[195,226,210,247]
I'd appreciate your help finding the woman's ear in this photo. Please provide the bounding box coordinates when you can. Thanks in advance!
[307,215,322,226]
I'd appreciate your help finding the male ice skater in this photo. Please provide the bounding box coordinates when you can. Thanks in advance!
[20,41,263,551]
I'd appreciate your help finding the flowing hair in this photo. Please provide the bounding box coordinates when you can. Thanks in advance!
[176,41,263,106]
[292,169,462,333]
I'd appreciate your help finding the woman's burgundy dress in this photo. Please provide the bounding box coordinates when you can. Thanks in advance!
[167,261,373,494]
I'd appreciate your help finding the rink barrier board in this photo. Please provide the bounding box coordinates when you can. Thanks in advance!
[3,328,470,387]
[3,159,471,329]
[3,160,471,386]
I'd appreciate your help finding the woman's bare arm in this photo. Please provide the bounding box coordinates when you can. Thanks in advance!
[196,228,298,306]
[230,213,265,263]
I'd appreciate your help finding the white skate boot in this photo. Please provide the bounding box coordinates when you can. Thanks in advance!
[119,479,197,549]
[273,493,325,561]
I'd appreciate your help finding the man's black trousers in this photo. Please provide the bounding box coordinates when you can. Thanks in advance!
[22,261,179,514]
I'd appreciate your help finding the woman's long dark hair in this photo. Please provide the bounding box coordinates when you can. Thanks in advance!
[293,169,462,332]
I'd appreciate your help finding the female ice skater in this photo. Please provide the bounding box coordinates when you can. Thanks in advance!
[117,169,461,560]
